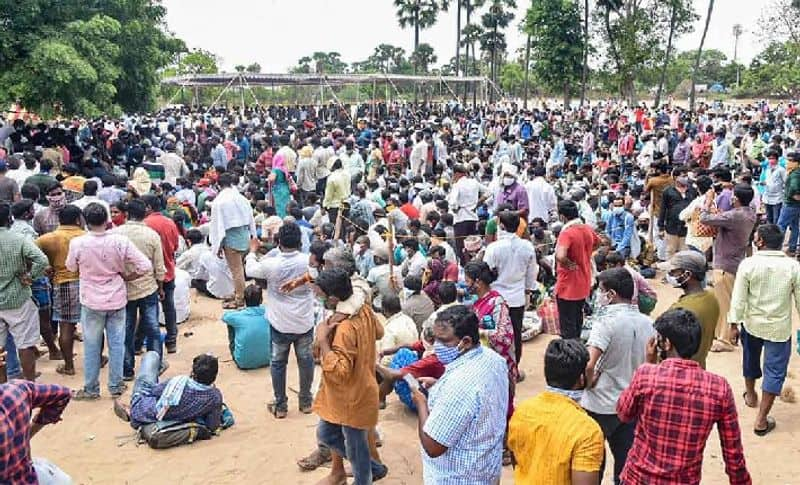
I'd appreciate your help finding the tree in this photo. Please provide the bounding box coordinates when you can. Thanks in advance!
[654,0,695,107]
[246,63,262,73]
[580,0,590,106]
[411,43,438,73]
[395,0,449,74]
[234,65,246,73]
[524,0,584,108]
[740,41,800,98]
[460,0,486,102]
[758,0,800,44]
[499,62,525,97]
[292,52,347,74]
[353,44,409,73]
[178,49,219,75]
[480,0,516,99]
[690,0,714,111]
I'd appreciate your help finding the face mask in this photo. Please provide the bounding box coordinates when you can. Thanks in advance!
[308,266,319,280]
[47,193,66,210]
[111,213,126,226]
[665,271,689,288]
[434,340,461,365]
[533,228,545,239]
[502,176,515,187]
[612,206,624,215]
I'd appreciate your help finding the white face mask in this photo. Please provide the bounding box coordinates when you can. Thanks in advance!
[503,176,515,187]
[308,266,319,280]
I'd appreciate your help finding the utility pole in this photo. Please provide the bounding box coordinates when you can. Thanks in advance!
[732,24,743,88]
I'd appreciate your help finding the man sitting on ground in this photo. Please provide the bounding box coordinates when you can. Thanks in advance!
[222,284,271,370]
[114,351,223,432]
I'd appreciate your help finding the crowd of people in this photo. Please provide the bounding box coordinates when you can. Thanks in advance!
[0,96,799,484]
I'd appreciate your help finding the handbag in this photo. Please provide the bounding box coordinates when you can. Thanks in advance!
[693,207,718,238]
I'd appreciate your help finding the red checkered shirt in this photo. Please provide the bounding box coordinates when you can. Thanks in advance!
[0,381,71,484]
[617,359,751,485]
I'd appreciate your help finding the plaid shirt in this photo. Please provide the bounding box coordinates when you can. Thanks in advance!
[617,359,751,485]
[0,227,49,310]
[0,381,71,483]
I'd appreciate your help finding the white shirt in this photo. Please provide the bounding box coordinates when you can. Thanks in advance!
[159,152,189,186]
[379,312,419,365]
[409,140,428,175]
[447,176,485,224]
[483,232,538,307]
[403,251,427,279]
[525,177,557,222]
[244,250,315,334]
[176,243,209,279]
[71,195,111,221]
[196,251,235,299]
[8,165,38,187]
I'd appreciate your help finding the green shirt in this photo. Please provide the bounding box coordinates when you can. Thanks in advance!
[0,228,49,310]
[670,290,719,369]
[784,169,800,206]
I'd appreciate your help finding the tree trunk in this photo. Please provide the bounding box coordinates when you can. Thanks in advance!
[414,8,420,103]
[464,1,471,104]
[455,0,462,79]
[523,32,531,109]
[655,0,677,108]
[580,0,589,106]
[563,80,571,110]
[603,7,625,100]
[690,0,715,111]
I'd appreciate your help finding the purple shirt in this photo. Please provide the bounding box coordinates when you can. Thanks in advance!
[66,231,152,311]
[496,182,529,213]
[715,188,733,212]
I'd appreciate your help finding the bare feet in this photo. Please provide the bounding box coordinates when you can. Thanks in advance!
[113,399,131,422]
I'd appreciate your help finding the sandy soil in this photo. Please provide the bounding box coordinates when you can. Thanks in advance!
[31,282,800,484]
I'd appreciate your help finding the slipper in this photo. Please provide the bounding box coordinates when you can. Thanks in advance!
[72,389,100,401]
[222,299,243,310]
[742,391,758,408]
[113,399,131,422]
[267,401,287,419]
[296,448,331,471]
[754,416,776,436]
[56,363,75,376]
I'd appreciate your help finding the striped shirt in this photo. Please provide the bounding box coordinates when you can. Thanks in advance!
[422,346,508,484]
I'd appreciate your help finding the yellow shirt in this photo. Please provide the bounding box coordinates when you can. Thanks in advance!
[35,225,84,284]
[508,391,604,484]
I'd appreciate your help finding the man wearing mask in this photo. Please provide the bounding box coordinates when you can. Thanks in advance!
[760,151,786,224]
[729,224,800,436]
[33,182,68,236]
[709,128,734,169]
[582,268,654,484]
[659,176,696,260]
[447,164,487,263]
[700,184,757,353]
[605,196,635,258]
[525,165,557,223]
[777,152,800,256]
[495,165,529,219]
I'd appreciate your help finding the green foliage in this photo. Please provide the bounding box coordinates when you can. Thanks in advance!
[411,44,438,73]
[178,49,219,75]
[246,63,262,73]
[291,52,348,74]
[739,41,800,98]
[351,44,411,74]
[499,62,525,96]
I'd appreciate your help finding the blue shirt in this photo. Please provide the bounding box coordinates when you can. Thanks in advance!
[422,346,508,484]
[606,210,635,250]
[222,306,271,369]
[236,138,250,161]
[211,145,228,169]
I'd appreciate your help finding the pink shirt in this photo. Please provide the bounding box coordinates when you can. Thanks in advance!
[66,231,152,311]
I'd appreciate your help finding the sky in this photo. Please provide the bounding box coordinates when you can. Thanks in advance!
[162,0,772,73]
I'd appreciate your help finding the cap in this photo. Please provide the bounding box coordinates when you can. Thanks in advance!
[464,235,482,252]
[668,250,706,274]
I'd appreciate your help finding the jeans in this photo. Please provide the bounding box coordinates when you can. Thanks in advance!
[5,334,20,378]
[162,280,177,346]
[124,292,162,378]
[317,420,387,485]
[132,351,161,404]
[587,411,635,485]
[82,306,126,395]
[270,326,314,412]
[778,204,800,252]
[508,306,524,365]
[766,203,782,225]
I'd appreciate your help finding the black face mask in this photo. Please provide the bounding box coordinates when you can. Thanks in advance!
[533,228,545,239]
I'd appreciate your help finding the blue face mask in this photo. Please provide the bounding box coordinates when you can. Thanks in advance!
[434,340,461,365]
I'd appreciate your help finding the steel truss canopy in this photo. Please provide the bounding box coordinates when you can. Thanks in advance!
[162,72,489,88]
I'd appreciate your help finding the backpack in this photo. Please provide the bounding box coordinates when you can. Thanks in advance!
[137,420,213,449]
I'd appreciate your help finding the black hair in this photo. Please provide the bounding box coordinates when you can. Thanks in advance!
[83,180,98,196]
[186,228,204,245]
[544,338,589,389]
[463,261,497,286]
[126,198,147,220]
[757,223,783,250]
[244,284,263,307]
[191,354,219,385]
[83,202,108,227]
[402,238,418,251]
[278,221,302,250]
[382,292,402,314]
[59,204,82,226]
[733,183,754,206]
[695,175,713,194]
[316,267,353,301]
[404,274,423,293]
[438,281,457,305]
[21,184,40,202]
[11,199,34,219]
[498,210,520,233]
[140,194,162,212]
[309,239,331,266]
[434,304,480,345]
[654,308,701,358]
[597,267,634,300]
[557,199,579,220]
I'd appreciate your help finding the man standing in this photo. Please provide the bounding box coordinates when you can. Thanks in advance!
[777,152,800,256]
[666,251,720,369]
[484,211,538,367]
[158,142,189,186]
[700,184,757,352]
[729,224,800,436]
[0,202,48,381]
[141,195,181,353]
[508,339,603,485]
[605,196,635,259]
[582,268,655,484]
[659,176,696,260]
[555,200,600,339]
[412,305,508,485]
[525,165,557,223]
[208,173,256,310]
[495,165,529,217]
[313,268,388,485]
[33,182,67,236]
[447,164,486,263]
[645,163,673,261]
[618,309,751,485]
[245,222,315,418]
[0,160,20,203]
[67,203,152,400]
[113,199,166,380]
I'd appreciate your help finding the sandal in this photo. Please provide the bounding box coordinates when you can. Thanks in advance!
[222,299,243,310]
[742,391,758,408]
[113,399,131,422]
[754,416,776,436]
[267,401,287,419]
[296,448,331,471]
[72,389,100,401]
[56,363,75,376]
[110,382,128,398]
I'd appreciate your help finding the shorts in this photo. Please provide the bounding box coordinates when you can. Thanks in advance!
[52,281,81,324]
[0,299,42,349]
[31,278,51,310]
[742,326,792,395]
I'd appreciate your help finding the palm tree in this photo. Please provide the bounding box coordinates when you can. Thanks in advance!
[580,0,590,107]
[395,0,449,74]
[690,0,714,111]
[461,23,484,105]
[480,0,516,101]
[460,0,486,102]
[455,0,462,78]
[412,43,438,73]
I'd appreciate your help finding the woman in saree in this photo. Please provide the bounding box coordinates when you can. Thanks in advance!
[268,154,292,218]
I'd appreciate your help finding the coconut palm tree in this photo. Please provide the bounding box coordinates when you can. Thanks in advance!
[395,0,449,74]
[460,0,486,102]
[480,0,516,100]
[690,0,714,111]
[580,0,589,106]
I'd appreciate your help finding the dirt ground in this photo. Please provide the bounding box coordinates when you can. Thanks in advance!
[31,282,800,484]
